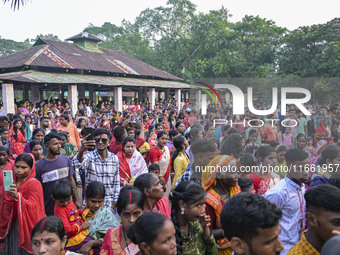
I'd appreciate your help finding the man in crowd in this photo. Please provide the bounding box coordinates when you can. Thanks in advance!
[176,139,217,186]
[110,120,144,154]
[36,132,81,216]
[221,193,284,255]
[58,113,81,148]
[264,148,310,255]
[314,106,332,131]
[73,128,120,210]
[288,184,340,255]
[39,116,51,135]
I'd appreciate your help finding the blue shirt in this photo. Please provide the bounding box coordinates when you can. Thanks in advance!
[263,177,305,255]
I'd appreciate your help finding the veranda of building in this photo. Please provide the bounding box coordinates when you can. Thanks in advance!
[0,32,194,114]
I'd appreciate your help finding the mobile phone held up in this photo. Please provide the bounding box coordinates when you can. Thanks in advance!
[82,127,95,141]
[3,170,13,191]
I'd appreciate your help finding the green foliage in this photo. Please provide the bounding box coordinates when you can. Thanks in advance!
[1,0,339,88]
[0,36,30,56]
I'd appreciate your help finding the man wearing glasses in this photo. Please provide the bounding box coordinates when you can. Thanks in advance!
[73,128,120,211]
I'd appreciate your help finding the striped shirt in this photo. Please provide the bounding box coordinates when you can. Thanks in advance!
[73,149,120,208]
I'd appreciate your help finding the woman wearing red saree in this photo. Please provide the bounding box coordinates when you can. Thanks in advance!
[249,145,281,195]
[100,187,143,255]
[149,130,171,197]
[0,153,45,255]
[314,117,333,155]
[9,119,26,158]
[117,136,148,187]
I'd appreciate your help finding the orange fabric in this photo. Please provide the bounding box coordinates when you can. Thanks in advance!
[59,123,81,148]
[202,155,241,254]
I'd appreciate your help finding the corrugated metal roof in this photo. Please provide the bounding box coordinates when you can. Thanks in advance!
[0,71,192,89]
[0,39,182,81]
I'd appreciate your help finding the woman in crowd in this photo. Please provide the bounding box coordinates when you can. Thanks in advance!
[168,111,177,130]
[127,212,177,255]
[305,136,317,157]
[51,115,61,130]
[31,216,81,255]
[314,117,333,155]
[171,135,189,189]
[78,181,119,254]
[170,181,217,255]
[59,131,78,160]
[9,119,26,158]
[29,140,44,162]
[202,155,241,255]
[23,128,46,155]
[99,114,110,130]
[166,130,179,154]
[310,144,340,187]
[0,146,15,199]
[0,145,14,174]
[100,186,143,254]
[175,121,186,136]
[249,145,281,195]
[0,153,45,254]
[291,133,316,160]
[77,118,86,133]
[149,131,171,196]
[118,136,148,187]
[148,123,164,149]
[134,173,171,218]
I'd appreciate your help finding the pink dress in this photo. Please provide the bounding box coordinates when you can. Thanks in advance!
[281,133,293,148]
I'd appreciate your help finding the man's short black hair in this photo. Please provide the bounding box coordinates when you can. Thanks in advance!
[60,114,69,121]
[40,116,49,122]
[94,128,111,140]
[305,184,340,213]
[285,148,308,164]
[221,193,282,242]
[44,132,61,144]
[191,139,216,155]
[113,126,126,142]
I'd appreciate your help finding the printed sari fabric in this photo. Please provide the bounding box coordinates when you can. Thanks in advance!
[100,225,141,255]
[61,143,78,157]
[117,149,148,183]
[314,118,333,155]
[249,171,281,196]
[81,207,119,239]
[202,155,241,255]
[149,146,171,197]
[9,129,25,156]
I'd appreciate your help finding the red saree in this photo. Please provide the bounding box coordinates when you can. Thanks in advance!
[0,154,45,253]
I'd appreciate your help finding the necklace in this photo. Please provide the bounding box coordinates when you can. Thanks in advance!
[122,227,131,254]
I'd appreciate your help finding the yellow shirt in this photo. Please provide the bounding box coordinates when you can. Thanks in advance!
[287,231,320,255]
[172,151,189,189]
[139,142,150,153]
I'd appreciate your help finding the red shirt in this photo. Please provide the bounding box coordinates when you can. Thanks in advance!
[54,201,84,239]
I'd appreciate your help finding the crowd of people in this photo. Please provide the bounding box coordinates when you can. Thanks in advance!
[1,97,340,255]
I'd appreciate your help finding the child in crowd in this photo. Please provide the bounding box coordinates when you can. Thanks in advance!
[52,180,99,254]
[0,127,10,148]
[305,136,317,157]
[244,129,259,157]
[169,181,217,255]
[279,127,294,148]
[149,163,165,187]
